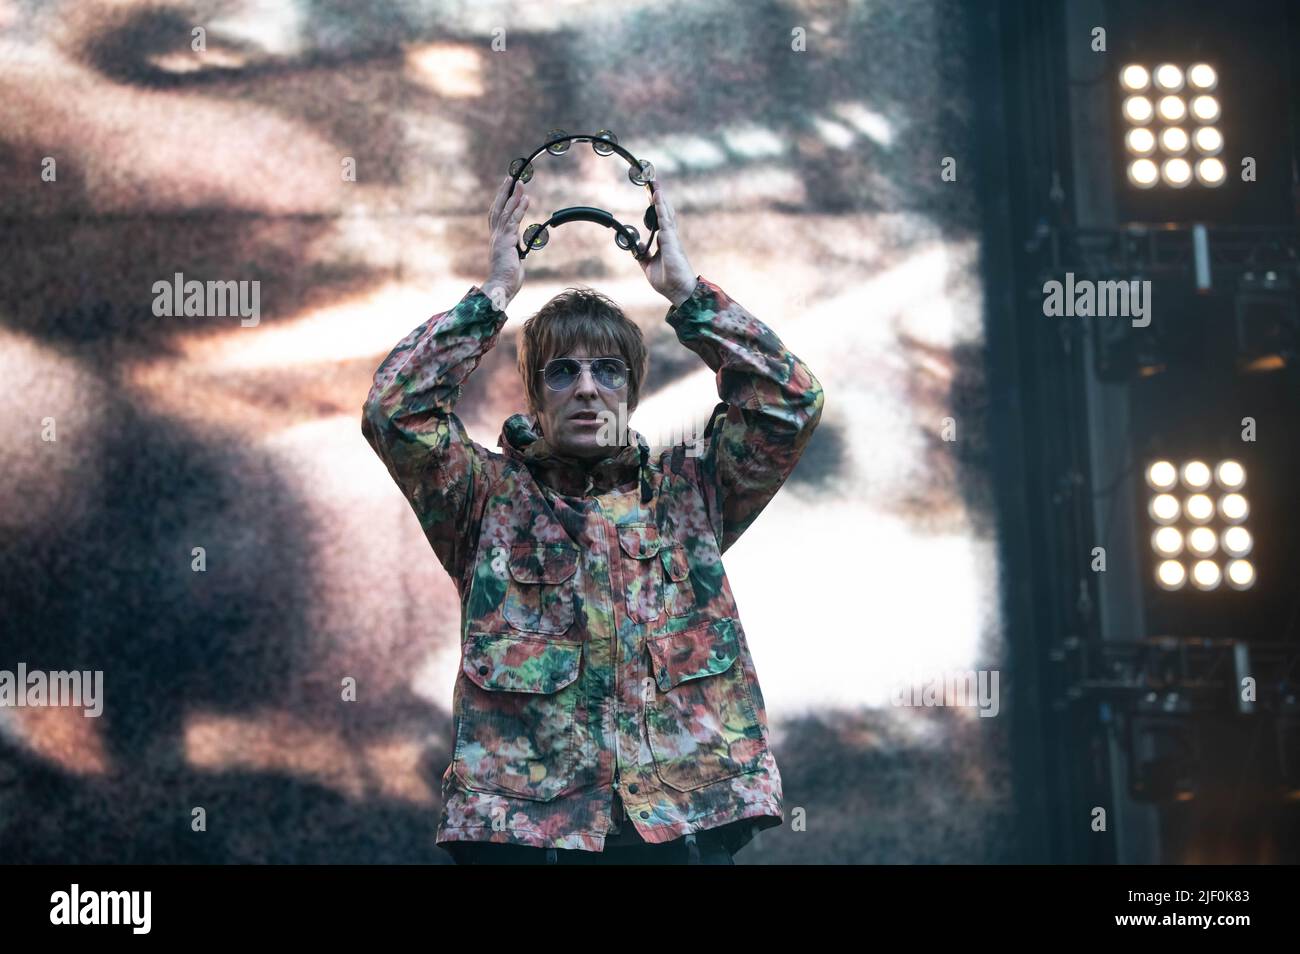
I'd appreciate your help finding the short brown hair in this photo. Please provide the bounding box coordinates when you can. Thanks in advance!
[517,287,649,418]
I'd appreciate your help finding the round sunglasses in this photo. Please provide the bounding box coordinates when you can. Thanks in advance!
[536,357,629,391]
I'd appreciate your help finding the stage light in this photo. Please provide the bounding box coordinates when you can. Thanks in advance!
[1124,96,1155,124]
[1153,526,1184,557]
[1158,95,1187,122]
[1190,95,1220,123]
[1154,64,1185,91]
[1222,526,1252,557]
[1185,493,1214,523]
[1195,157,1226,186]
[1129,159,1159,188]
[1214,460,1245,490]
[1193,126,1223,155]
[1187,63,1217,91]
[1157,560,1187,590]
[1159,127,1189,155]
[1187,526,1218,557]
[1161,157,1192,187]
[1219,492,1249,522]
[1191,559,1222,590]
[1226,559,1255,590]
[1146,459,1255,596]
[1120,63,1225,188]
[1127,127,1157,156]
[1121,64,1151,91]
[1147,460,1178,490]
[1180,460,1212,490]
[1150,493,1181,523]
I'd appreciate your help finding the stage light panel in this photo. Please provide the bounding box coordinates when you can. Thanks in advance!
[1120,63,1225,188]
[1145,459,1255,592]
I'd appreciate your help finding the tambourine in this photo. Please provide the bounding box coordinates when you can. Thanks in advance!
[507,129,658,260]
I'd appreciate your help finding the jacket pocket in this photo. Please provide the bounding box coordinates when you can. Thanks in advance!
[453,632,584,801]
[659,544,696,618]
[618,524,664,624]
[643,618,766,792]
[503,543,579,635]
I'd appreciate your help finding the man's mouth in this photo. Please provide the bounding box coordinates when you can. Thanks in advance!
[569,410,599,421]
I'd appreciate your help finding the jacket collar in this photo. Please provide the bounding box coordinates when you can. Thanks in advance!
[499,413,655,502]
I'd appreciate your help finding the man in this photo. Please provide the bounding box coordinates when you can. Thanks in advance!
[362,173,824,864]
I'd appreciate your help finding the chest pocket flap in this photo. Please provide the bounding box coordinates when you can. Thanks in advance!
[503,544,579,635]
[646,618,739,692]
[463,632,583,692]
[509,543,579,583]
[618,524,662,560]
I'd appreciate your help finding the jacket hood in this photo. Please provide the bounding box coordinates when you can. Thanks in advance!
[499,412,656,503]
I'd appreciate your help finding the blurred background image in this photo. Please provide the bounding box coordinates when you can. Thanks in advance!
[0,0,1295,864]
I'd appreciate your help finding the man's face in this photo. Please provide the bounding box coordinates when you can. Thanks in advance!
[534,345,631,459]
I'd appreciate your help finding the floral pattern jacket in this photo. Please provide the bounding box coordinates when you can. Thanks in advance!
[362,276,824,853]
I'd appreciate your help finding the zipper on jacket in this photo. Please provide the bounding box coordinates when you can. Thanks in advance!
[594,509,621,830]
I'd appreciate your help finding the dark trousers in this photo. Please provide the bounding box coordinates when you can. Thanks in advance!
[448,830,735,865]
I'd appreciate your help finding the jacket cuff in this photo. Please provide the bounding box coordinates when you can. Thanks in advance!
[664,276,707,320]
[467,285,507,315]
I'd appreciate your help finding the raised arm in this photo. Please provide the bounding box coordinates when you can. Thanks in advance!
[360,175,531,592]
[635,177,824,554]
[361,289,511,593]
[667,278,824,553]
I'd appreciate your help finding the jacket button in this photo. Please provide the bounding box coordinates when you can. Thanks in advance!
[477,665,489,675]
[714,649,726,658]
[639,811,650,819]
[627,783,638,794]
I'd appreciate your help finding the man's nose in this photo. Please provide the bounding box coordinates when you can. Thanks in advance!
[573,367,599,397]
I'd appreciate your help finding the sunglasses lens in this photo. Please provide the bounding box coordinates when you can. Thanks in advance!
[544,359,579,389]
[593,359,628,388]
